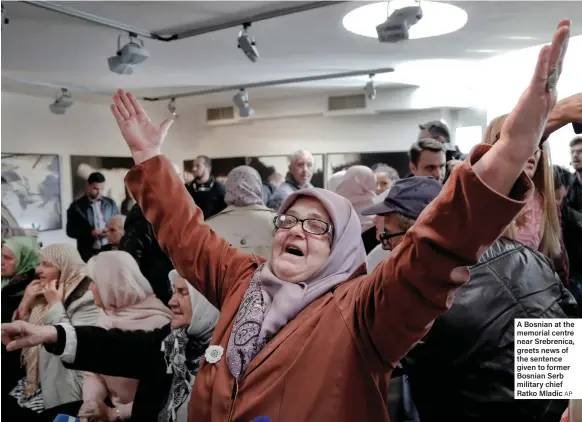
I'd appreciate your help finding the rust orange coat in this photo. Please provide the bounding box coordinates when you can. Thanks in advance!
[125,144,531,422]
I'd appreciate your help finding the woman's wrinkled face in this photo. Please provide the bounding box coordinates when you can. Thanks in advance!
[523,148,542,179]
[168,277,193,329]
[35,260,60,287]
[271,197,332,283]
[1,246,17,277]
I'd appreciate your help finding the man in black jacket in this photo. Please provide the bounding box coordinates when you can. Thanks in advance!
[66,172,118,262]
[363,176,578,422]
[185,155,226,219]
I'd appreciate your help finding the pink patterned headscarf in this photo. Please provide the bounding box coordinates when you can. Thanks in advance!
[224,166,264,207]
[87,251,172,331]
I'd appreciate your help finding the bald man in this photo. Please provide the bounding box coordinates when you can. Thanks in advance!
[267,149,314,210]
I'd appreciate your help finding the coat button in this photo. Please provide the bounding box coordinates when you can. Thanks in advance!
[240,238,247,245]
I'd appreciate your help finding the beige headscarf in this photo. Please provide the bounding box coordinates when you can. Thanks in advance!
[23,243,87,396]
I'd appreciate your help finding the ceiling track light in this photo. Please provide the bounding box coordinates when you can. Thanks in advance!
[49,88,74,115]
[168,98,178,118]
[376,0,423,43]
[364,73,376,100]
[108,33,149,75]
[232,88,255,118]
[237,22,259,63]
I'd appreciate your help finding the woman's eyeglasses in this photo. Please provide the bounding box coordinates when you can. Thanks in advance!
[379,231,406,247]
[273,214,333,236]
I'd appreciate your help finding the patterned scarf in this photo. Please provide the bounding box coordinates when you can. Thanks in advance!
[161,328,206,422]
[226,264,268,380]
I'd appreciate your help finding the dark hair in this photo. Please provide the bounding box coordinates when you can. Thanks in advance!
[196,155,211,168]
[569,136,582,148]
[553,165,573,190]
[408,138,445,166]
[87,172,105,184]
[420,121,450,142]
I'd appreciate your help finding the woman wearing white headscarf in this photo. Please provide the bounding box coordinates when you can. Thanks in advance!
[80,251,172,422]
[205,166,277,258]
[335,165,379,253]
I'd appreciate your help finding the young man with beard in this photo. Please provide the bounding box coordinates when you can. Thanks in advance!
[185,155,226,219]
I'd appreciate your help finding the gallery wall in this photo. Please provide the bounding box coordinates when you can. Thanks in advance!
[1,92,189,246]
[2,91,458,246]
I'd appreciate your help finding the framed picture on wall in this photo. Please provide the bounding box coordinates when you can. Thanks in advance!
[184,154,325,188]
[70,155,136,215]
[326,151,410,182]
[1,153,62,231]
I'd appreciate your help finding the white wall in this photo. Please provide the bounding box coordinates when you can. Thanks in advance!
[1,92,187,246]
[184,109,448,158]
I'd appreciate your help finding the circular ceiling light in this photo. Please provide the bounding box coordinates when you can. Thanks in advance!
[343,1,468,40]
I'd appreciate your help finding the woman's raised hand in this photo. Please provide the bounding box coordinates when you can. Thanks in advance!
[501,20,570,162]
[110,89,174,164]
[1,321,58,352]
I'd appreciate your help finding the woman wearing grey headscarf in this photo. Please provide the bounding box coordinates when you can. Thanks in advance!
[205,166,278,258]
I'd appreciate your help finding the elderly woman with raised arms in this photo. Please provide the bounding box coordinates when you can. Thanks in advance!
[2,20,572,422]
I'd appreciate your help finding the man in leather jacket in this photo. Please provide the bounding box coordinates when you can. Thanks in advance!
[363,175,578,422]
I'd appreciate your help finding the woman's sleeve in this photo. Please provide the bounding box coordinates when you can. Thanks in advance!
[51,324,169,380]
[351,144,532,370]
[125,155,259,308]
[82,372,108,403]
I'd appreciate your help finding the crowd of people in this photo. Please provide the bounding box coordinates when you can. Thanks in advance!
[1,19,581,422]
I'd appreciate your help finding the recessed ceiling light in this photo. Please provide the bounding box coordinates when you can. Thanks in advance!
[343,1,468,40]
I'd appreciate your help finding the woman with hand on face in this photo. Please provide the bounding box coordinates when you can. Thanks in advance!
[78,251,172,422]
[2,236,40,323]
[7,243,99,420]
[2,20,572,422]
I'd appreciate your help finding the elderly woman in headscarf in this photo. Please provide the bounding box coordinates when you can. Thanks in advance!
[79,251,172,422]
[8,243,99,419]
[3,24,571,421]
[206,166,277,258]
[335,165,379,253]
[2,236,40,323]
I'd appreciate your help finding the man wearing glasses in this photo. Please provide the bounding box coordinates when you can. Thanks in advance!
[361,177,441,255]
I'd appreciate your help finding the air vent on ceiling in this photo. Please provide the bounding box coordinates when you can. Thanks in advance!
[206,106,235,121]
[327,94,367,111]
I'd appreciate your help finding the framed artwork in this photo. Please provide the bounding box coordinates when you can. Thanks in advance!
[70,155,136,215]
[1,153,62,231]
[326,151,410,182]
[184,154,325,188]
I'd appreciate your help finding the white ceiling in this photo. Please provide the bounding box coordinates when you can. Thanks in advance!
[2,1,582,105]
